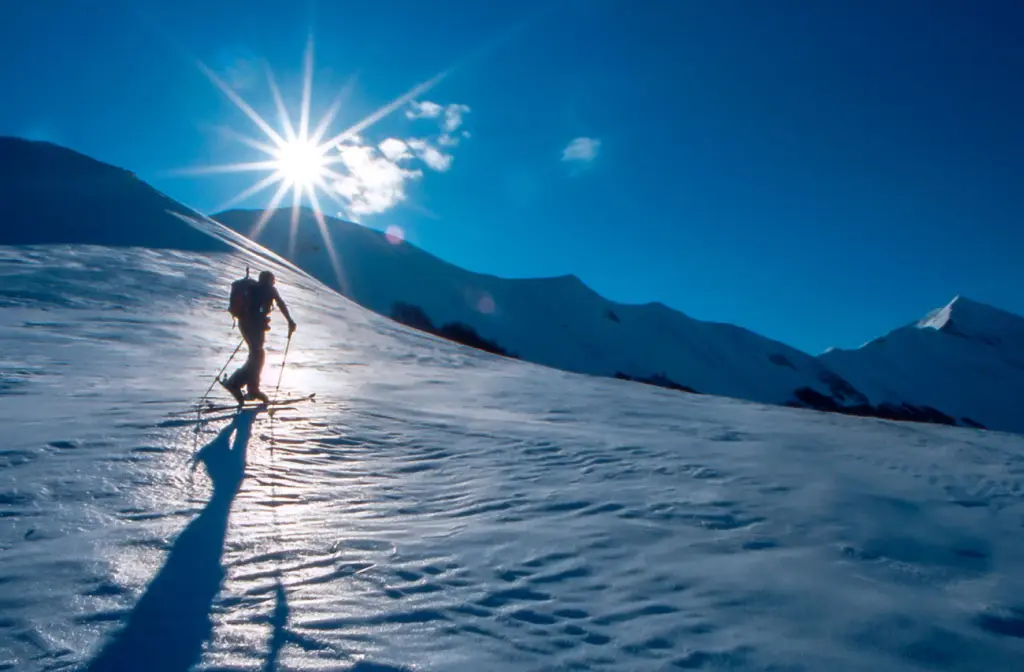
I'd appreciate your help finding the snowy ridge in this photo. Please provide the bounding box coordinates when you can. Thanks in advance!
[917,295,1024,350]
[821,296,1024,434]
[4,135,1024,670]
[4,136,1020,436]
[0,137,235,252]
[214,208,867,411]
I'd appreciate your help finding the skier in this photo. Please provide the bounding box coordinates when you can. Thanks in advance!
[220,269,297,405]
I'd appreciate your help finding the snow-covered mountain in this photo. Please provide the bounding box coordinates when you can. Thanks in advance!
[4,137,1018,435]
[214,207,871,412]
[820,295,1024,435]
[0,136,235,252]
[4,137,1024,672]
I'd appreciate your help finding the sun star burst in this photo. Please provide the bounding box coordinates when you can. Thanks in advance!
[182,36,449,291]
[274,137,329,188]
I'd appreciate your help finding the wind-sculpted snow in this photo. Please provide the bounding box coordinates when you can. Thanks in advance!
[3,246,1024,671]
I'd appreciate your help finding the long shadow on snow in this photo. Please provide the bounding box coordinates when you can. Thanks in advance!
[263,580,289,672]
[86,411,256,672]
[262,577,349,670]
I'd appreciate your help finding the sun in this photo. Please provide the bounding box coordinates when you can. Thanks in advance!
[178,37,448,291]
[273,136,329,190]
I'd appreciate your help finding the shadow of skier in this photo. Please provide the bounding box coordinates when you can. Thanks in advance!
[87,410,257,672]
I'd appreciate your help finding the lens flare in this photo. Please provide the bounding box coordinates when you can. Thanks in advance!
[477,294,496,314]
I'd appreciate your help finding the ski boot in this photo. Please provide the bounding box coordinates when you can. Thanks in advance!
[246,389,270,405]
[219,376,245,406]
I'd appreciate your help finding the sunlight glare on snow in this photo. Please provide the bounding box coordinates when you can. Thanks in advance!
[385,225,405,245]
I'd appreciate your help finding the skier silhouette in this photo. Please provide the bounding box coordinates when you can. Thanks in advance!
[220,270,296,404]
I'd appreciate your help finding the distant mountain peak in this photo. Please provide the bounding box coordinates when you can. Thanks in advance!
[916,295,1024,343]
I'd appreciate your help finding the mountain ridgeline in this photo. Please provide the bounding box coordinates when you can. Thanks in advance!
[211,207,1024,435]
[1,136,1020,434]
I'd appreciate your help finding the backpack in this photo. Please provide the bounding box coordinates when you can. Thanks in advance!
[228,276,260,320]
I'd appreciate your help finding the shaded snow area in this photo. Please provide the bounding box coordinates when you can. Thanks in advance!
[212,208,862,410]
[822,296,1024,435]
[4,245,1024,672]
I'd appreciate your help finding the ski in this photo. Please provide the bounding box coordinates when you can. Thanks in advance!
[174,392,316,416]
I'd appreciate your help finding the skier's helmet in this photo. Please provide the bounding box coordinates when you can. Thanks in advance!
[258,270,275,286]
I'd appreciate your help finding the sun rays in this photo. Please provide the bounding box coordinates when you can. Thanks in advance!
[182,37,448,290]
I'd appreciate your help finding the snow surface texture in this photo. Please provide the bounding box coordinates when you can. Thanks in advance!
[213,208,865,411]
[822,296,1024,435]
[4,242,1024,672]
[3,137,1024,670]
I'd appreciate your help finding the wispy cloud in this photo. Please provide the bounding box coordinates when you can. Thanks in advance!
[332,137,422,216]
[408,100,472,135]
[443,104,471,132]
[562,137,601,163]
[327,100,471,217]
[406,100,444,120]
[407,138,454,172]
[378,137,412,162]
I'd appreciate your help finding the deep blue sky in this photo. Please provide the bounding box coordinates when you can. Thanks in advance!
[3,0,1023,354]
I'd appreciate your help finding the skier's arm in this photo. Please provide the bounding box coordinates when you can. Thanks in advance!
[273,288,297,333]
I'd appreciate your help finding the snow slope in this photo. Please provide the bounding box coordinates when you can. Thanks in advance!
[2,137,1024,671]
[5,236,1024,671]
[213,208,867,410]
[821,296,1024,435]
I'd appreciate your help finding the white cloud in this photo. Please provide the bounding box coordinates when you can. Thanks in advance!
[379,137,412,162]
[405,100,443,120]
[406,100,471,134]
[443,104,471,132]
[324,99,470,217]
[562,137,601,163]
[332,139,423,216]
[437,128,472,148]
[407,138,453,172]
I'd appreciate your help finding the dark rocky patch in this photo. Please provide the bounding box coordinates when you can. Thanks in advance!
[974,607,1024,639]
[390,301,516,358]
[789,387,961,428]
[614,371,699,394]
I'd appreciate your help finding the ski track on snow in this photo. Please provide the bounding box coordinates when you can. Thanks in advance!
[3,247,1024,671]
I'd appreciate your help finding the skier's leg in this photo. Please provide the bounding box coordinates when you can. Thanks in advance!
[223,323,256,403]
[246,326,269,402]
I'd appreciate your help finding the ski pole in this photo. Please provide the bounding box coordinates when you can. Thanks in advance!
[200,338,244,403]
[273,333,293,396]
[269,333,293,454]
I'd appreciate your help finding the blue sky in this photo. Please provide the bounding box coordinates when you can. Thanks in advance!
[2,0,1023,354]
